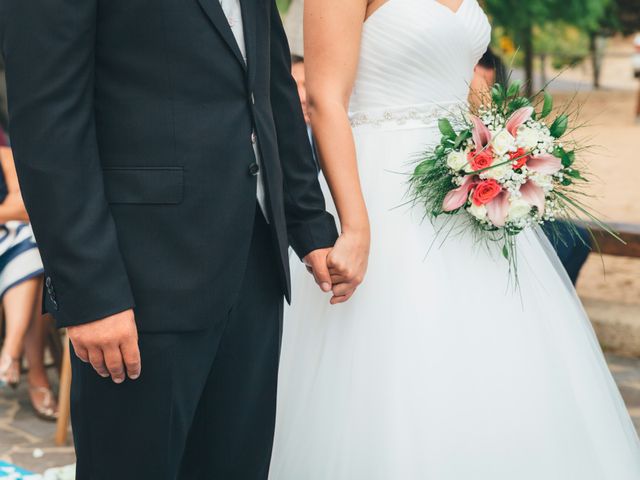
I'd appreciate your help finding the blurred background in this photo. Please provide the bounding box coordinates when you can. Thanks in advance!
[0,0,639,478]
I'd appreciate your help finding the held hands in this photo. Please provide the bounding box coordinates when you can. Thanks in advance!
[304,228,370,304]
[68,309,141,384]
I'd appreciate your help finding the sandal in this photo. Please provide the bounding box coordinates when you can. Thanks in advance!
[0,352,20,389]
[29,386,59,422]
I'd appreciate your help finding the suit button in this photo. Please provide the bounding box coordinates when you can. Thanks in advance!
[248,162,260,176]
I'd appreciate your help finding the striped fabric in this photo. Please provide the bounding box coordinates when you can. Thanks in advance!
[0,221,43,298]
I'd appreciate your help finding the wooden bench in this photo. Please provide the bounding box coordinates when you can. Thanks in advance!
[585,222,640,258]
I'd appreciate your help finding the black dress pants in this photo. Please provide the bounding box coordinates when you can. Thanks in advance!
[71,210,284,479]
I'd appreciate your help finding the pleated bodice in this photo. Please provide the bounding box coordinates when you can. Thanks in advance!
[350,0,491,113]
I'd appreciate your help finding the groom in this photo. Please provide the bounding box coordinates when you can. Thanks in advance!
[0,0,339,478]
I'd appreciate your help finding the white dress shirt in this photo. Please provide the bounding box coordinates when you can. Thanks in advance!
[219,0,268,221]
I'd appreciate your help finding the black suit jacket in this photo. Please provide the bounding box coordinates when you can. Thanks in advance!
[0,0,338,331]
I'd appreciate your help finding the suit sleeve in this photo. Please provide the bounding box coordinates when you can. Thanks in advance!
[269,0,339,259]
[0,0,135,327]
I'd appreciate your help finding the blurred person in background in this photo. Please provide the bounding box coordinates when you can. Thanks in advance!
[283,0,304,62]
[474,47,507,88]
[291,55,310,125]
[291,54,321,171]
[634,33,640,123]
[286,0,316,161]
[0,129,58,421]
[0,56,8,131]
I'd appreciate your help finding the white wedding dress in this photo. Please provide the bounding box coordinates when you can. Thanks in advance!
[269,0,640,478]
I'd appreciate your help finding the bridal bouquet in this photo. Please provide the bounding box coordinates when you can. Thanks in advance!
[409,81,618,275]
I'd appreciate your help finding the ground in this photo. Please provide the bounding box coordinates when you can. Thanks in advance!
[0,355,638,474]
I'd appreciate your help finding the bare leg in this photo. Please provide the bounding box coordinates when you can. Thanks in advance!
[23,280,50,389]
[636,84,640,121]
[23,284,58,420]
[1,277,41,360]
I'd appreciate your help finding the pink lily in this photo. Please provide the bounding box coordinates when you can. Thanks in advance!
[485,191,510,227]
[469,115,491,149]
[527,154,562,175]
[505,106,534,137]
[442,176,476,212]
[520,180,546,215]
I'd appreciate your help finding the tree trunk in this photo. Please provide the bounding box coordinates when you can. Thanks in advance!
[590,33,601,90]
[523,24,534,97]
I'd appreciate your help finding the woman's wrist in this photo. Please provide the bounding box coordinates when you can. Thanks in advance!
[341,220,370,238]
[340,208,370,234]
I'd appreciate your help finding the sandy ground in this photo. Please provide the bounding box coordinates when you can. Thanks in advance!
[546,37,640,305]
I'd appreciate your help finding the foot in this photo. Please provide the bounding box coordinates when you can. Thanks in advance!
[0,352,20,389]
[29,386,59,422]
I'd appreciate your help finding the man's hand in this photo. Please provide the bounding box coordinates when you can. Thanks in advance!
[303,248,333,293]
[68,309,141,384]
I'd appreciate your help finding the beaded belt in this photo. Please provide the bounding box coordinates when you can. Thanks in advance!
[349,101,467,131]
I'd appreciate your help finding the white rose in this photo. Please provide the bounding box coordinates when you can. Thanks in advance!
[507,198,532,221]
[446,150,468,171]
[483,161,512,181]
[516,126,540,151]
[491,129,517,156]
[467,202,488,221]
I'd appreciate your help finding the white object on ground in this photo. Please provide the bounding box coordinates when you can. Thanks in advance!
[42,464,75,480]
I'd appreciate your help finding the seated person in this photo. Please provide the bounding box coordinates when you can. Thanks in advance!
[0,129,58,420]
[541,222,591,286]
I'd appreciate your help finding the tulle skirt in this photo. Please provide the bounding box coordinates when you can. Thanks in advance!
[269,105,640,479]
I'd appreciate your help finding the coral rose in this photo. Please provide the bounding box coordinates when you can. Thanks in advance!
[509,148,530,170]
[467,147,494,172]
[472,179,503,206]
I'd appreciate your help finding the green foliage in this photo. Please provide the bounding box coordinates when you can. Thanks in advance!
[438,118,456,140]
[485,0,610,91]
[485,0,610,37]
[600,0,640,35]
[410,152,457,217]
[554,146,576,167]
[453,130,472,150]
[535,22,591,68]
[549,114,569,138]
[540,91,553,118]
[276,0,291,14]
[506,80,522,97]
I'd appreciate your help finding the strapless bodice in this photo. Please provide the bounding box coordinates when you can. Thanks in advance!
[349,0,491,114]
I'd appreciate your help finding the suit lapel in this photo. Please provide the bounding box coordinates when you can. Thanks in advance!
[239,0,257,89]
[197,0,247,71]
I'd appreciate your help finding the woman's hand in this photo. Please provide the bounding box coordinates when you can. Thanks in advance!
[326,228,370,305]
[305,0,371,304]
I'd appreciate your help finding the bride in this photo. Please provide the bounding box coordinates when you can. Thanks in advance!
[269,0,640,478]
